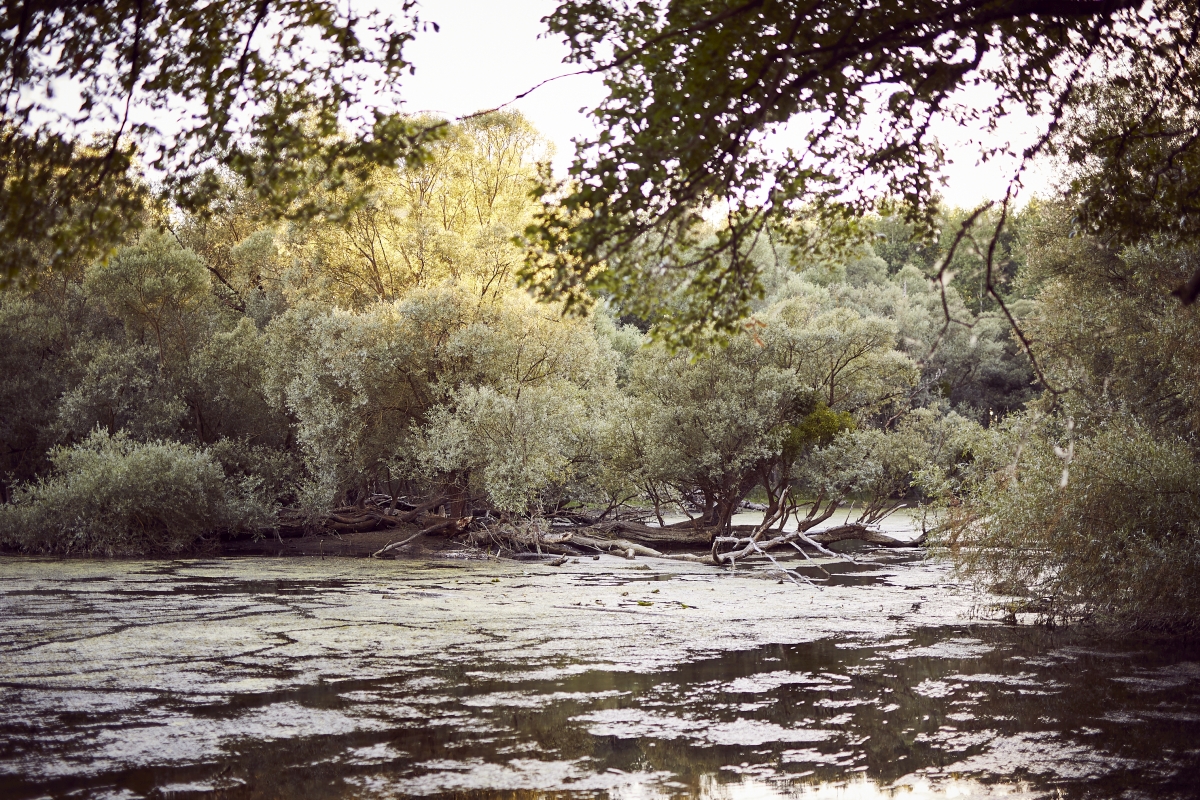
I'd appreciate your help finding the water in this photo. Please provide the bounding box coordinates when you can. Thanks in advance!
[1,551,1198,798]
[652,507,928,539]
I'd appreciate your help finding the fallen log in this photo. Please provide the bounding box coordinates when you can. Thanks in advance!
[712,522,924,566]
[660,553,717,563]
[368,516,474,558]
[327,510,403,532]
[418,516,474,538]
[370,531,426,559]
[462,520,669,559]
[508,552,567,563]
[563,532,663,558]
[587,519,712,546]
[808,524,927,548]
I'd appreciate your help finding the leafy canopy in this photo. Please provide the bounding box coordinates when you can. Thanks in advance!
[1,0,441,284]
[522,0,1200,342]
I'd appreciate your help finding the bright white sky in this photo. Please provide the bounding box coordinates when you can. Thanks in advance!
[400,0,605,168]
[401,0,1055,209]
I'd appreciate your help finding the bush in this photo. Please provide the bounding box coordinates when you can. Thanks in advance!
[0,430,271,555]
[938,413,1200,630]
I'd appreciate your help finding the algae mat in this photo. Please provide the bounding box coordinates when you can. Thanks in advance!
[1,553,1198,798]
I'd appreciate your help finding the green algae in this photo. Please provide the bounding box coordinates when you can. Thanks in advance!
[1,553,1198,798]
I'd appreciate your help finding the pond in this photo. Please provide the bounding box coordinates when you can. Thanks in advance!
[1,550,1198,799]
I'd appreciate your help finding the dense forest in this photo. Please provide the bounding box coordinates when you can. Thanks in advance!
[3,109,1197,628]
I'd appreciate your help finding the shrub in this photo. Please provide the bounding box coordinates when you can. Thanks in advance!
[0,430,271,555]
[938,413,1200,630]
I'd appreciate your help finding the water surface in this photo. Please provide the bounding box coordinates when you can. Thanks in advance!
[1,551,1197,798]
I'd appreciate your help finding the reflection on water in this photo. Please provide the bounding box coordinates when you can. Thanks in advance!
[0,556,1198,799]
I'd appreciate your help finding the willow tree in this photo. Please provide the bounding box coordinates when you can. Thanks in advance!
[627,286,918,536]
[268,286,615,516]
[298,112,550,305]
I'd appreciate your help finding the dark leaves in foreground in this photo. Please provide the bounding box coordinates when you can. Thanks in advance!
[0,0,444,284]
[521,0,1200,343]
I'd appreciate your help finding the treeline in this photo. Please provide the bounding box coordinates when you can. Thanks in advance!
[0,112,1024,551]
[3,112,1198,629]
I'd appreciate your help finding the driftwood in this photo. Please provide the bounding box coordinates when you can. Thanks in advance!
[370,515,474,558]
[277,494,450,536]
[558,531,664,558]
[808,524,927,548]
[463,510,926,564]
[327,510,402,533]
[371,531,426,559]
[464,520,672,560]
[713,522,922,568]
[588,519,711,546]
[563,517,923,553]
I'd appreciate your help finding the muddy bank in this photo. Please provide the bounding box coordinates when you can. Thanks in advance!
[219,527,476,559]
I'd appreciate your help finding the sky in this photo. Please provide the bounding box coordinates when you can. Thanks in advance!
[401,0,1054,210]
[401,1,604,169]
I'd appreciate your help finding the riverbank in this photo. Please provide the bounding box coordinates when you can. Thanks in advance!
[219,525,479,559]
[210,506,932,560]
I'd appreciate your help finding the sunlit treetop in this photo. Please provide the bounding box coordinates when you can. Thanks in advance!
[520,0,1200,345]
[1,0,442,285]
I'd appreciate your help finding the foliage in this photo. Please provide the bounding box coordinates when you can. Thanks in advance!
[776,234,1036,425]
[789,404,854,452]
[1061,44,1200,267]
[1,0,442,284]
[294,112,549,306]
[0,112,1021,559]
[418,382,592,514]
[0,128,147,289]
[936,205,1200,629]
[939,413,1200,630]
[0,286,73,489]
[0,430,270,556]
[524,0,1199,342]
[267,281,614,513]
[1019,203,1200,435]
[52,338,187,444]
[628,332,804,525]
[621,282,927,528]
[787,406,977,528]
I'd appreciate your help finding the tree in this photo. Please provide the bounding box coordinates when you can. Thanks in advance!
[1,0,441,285]
[268,286,613,515]
[523,0,1200,342]
[626,286,919,536]
[934,204,1200,628]
[297,112,549,305]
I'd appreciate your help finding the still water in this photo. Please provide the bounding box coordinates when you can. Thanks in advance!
[1,550,1198,799]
